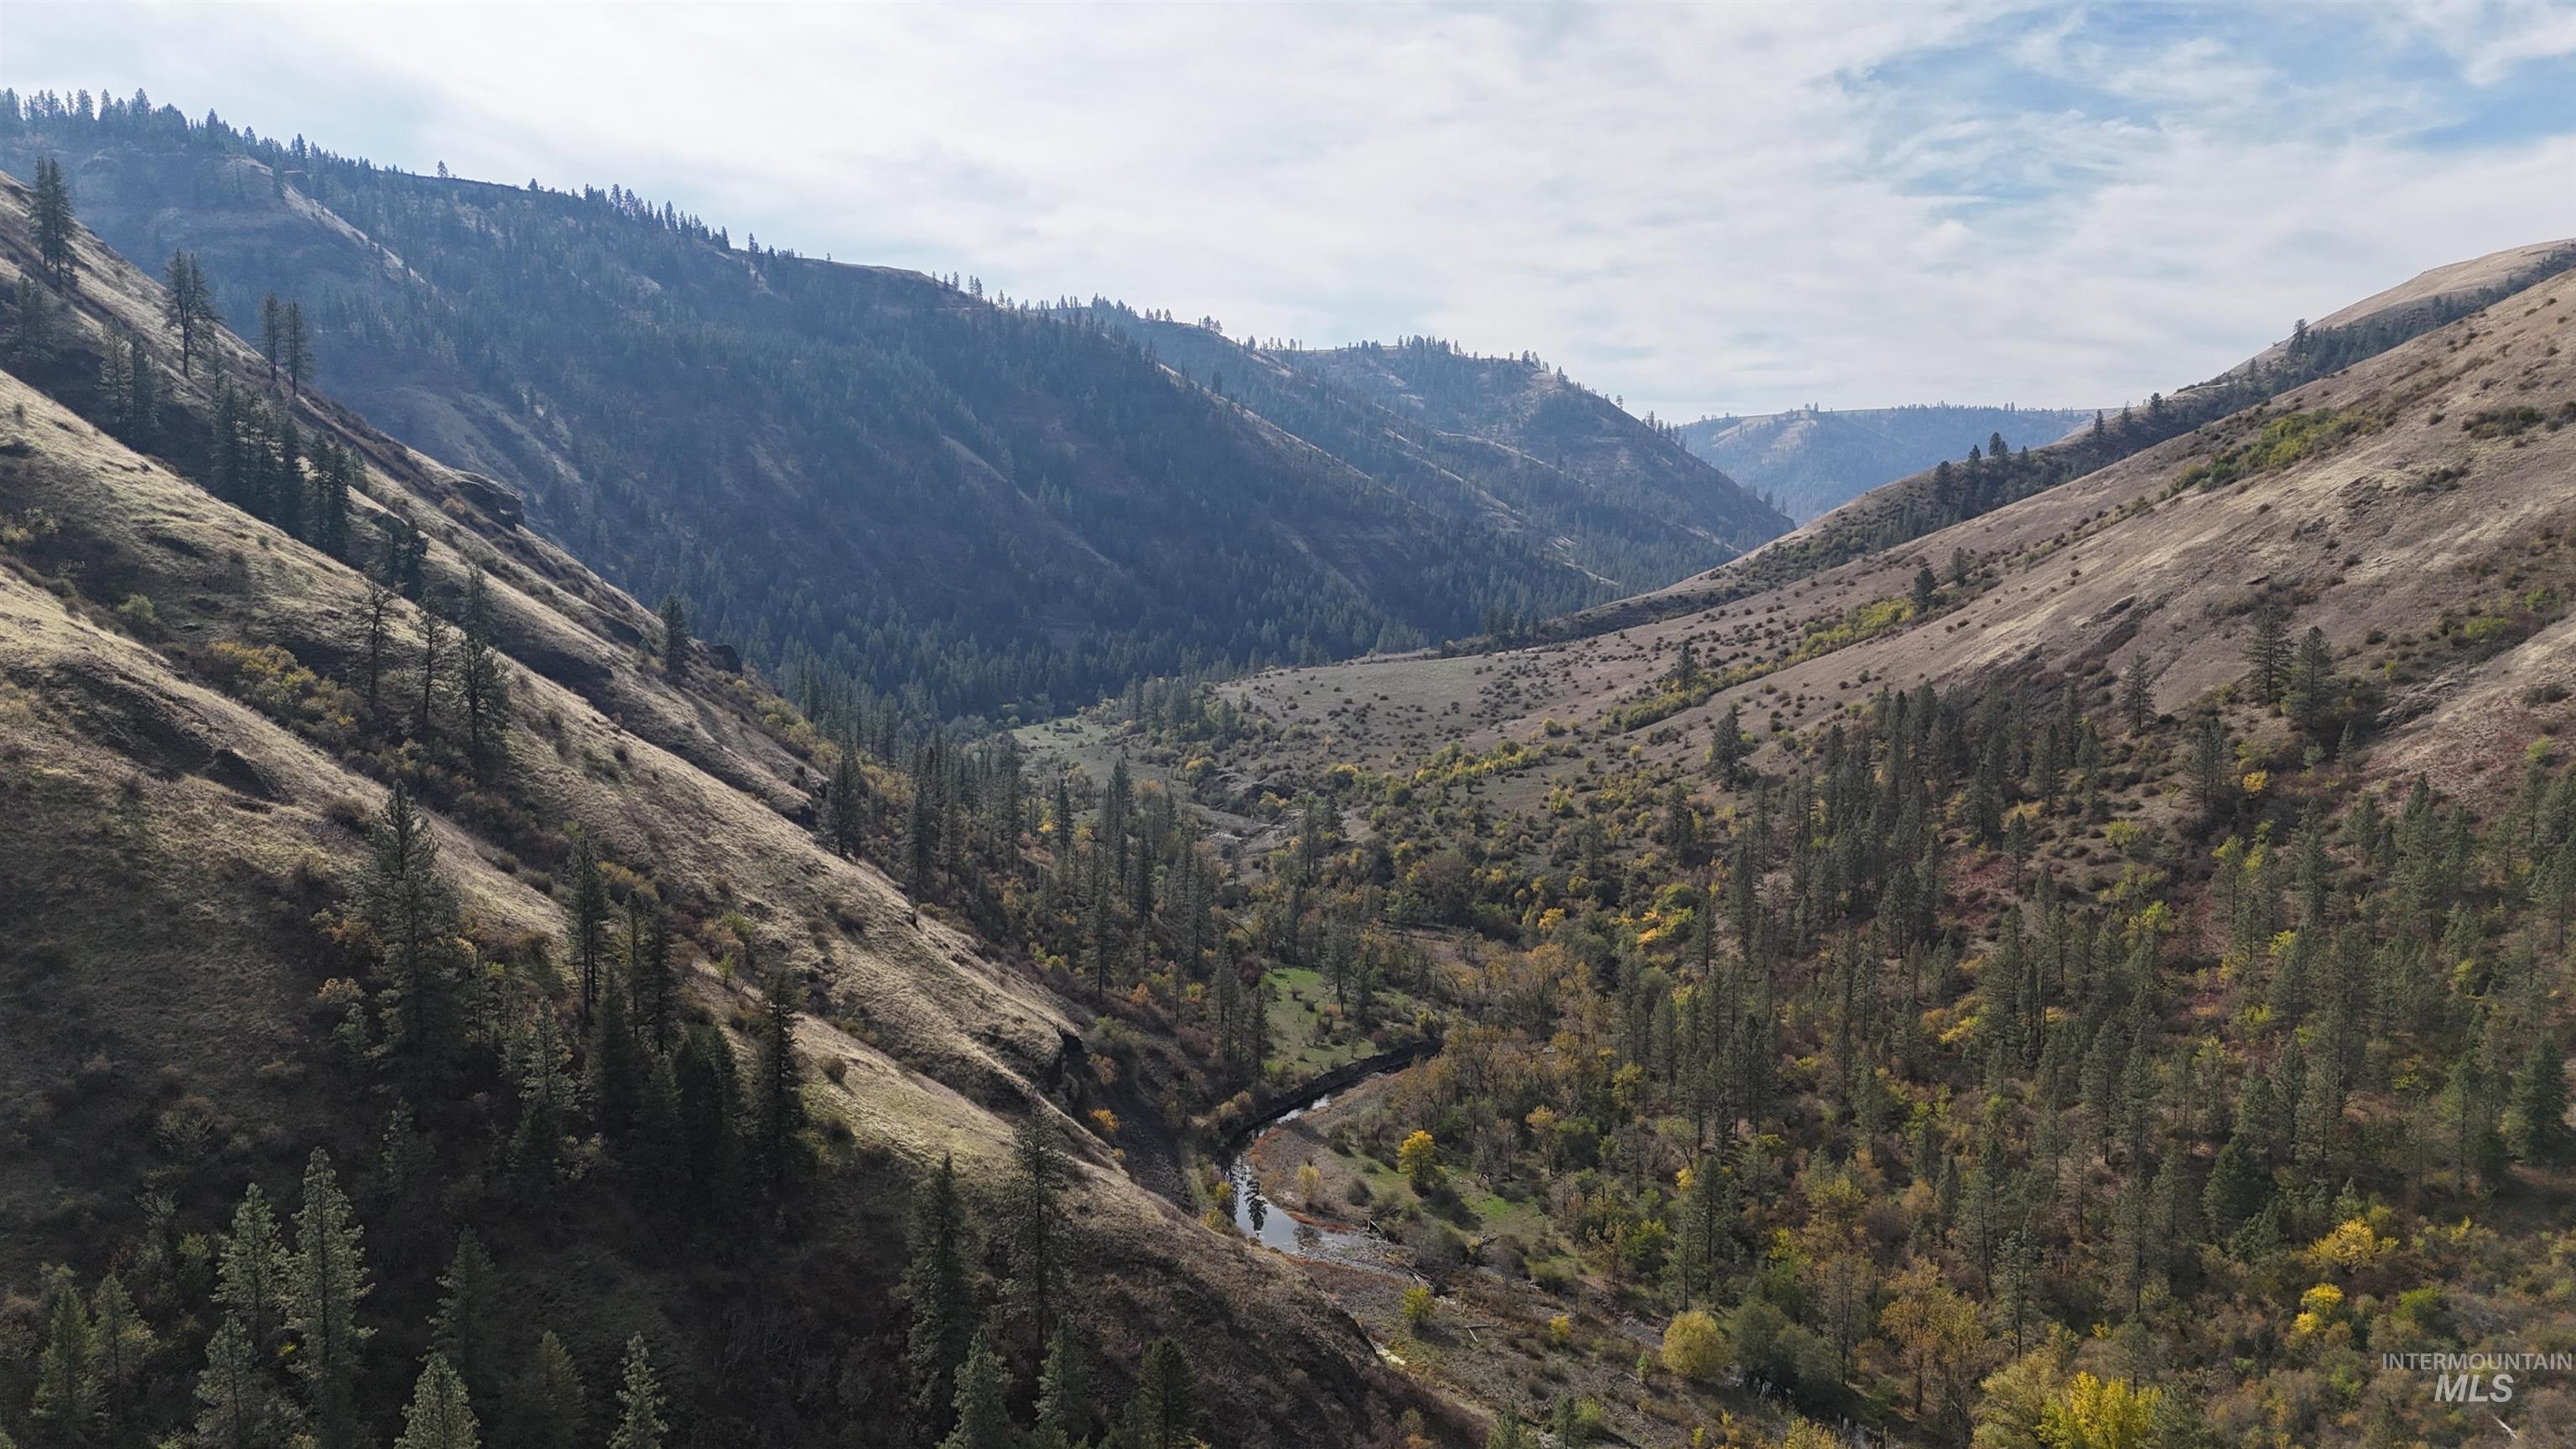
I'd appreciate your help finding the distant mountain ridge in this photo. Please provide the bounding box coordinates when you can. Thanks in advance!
[0,96,1786,722]
[1078,307,1789,606]
[1678,402,2094,522]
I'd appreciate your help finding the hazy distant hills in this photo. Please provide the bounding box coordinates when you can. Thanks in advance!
[1678,402,2093,522]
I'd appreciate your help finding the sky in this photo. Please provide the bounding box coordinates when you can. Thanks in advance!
[5,1,2574,420]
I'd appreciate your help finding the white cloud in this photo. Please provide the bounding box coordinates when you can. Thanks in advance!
[4,1,2571,418]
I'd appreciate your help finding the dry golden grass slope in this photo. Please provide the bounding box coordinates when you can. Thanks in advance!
[1223,245,2576,810]
[0,173,1437,1447]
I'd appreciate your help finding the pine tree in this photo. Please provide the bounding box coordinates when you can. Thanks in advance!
[591,974,647,1140]
[364,782,460,1058]
[31,1275,98,1445]
[283,300,313,397]
[937,1330,1010,1449]
[96,326,135,435]
[904,1155,973,1444]
[2282,626,2340,739]
[1006,1112,1067,1345]
[750,966,808,1195]
[513,1331,583,1449]
[2245,604,2289,704]
[2121,657,2153,735]
[673,1025,742,1206]
[509,1007,577,1185]
[1128,1337,1197,1449]
[359,582,398,718]
[288,1150,375,1449]
[259,294,284,386]
[217,1182,292,1347]
[418,600,449,744]
[161,249,219,376]
[1031,1327,1089,1449]
[393,1353,479,1449]
[33,157,77,285]
[657,595,688,673]
[458,567,509,771]
[820,749,866,856]
[607,1337,666,1449]
[630,909,675,1052]
[569,834,609,1025]
[2508,1032,2572,1166]
[194,1315,279,1449]
[88,1274,152,1416]
[631,1052,686,1198]
[2189,715,2233,824]
[430,1232,505,1412]
[312,439,354,558]
[124,336,160,444]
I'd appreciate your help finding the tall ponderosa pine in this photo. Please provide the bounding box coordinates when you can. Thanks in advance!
[160,249,218,376]
[820,749,866,857]
[361,582,399,717]
[904,1155,973,1444]
[2509,1032,2573,1166]
[1127,1336,1197,1449]
[657,595,689,673]
[1031,1328,1089,1449]
[430,1232,505,1412]
[363,782,460,1057]
[32,156,77,284]
[2120,657,2154,735]
[393,1353,478,1449]
[418,600,449,744]
[288,1150,375,1449]
[1006,1112,1067,1345]
[607,1337,666,1449]
[282,299,314,397]
[2245,604,2289,704]
[194,1315,280,1449]
[750,966,809,1194]
[89,1274,153,1415]
[937,1331,1010,1449]
[569,833,610,1024]
[259,293,284,386]
[458,566,510,771]
[31,1275,98,1444]
[513,1331,583,1449]
[217,1182,292,1347]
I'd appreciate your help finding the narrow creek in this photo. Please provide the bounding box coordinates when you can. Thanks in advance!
[1225,1093,1378,1259]
[1216,1038,1438,1265]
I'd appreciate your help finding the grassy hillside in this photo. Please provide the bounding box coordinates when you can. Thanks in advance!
[1078,304,1789,604]
[1534,241,2576,646]
[1275,340,1774,553]
[1047,249,2576,1447]
[1679,404,2094,523]
[0,165,1452,1449]
[0,96,1670,724]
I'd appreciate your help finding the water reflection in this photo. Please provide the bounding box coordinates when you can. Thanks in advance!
[1223,1095,1371,1259]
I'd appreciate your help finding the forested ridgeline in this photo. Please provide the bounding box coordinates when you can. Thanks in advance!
[1073,304,1788,605]
[0,88,1754,727]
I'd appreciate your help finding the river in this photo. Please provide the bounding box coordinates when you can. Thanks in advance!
[1218,1038,1438,1265]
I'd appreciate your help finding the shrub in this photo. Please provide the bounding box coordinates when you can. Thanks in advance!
[1401,1284,1434,1331]
[201,640,360,747]
[1659,1309,1727,1383]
